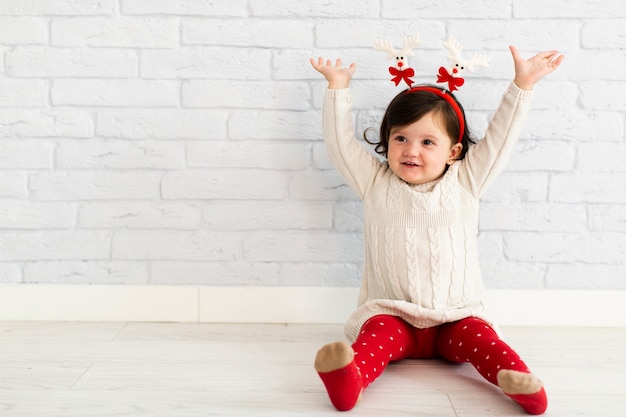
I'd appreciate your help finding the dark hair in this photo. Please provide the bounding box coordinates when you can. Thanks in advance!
[364,85,475,159]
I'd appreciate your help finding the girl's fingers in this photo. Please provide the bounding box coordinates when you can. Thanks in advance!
[509,45,522,62]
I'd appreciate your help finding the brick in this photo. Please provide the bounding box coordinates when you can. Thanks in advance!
[582,20,626,49]
[0,140,53,169]
[383,0,509,18]
[289,171,359,201]
[52,79,179,107]
[79,202,200,230]
[30,171,162,201]
[228,110,320,140]
[279,262,362,286]
[96,109,227,140]
[514,0,624,18]
[481,173,549,203]
[0,17,47,44]
[23,261,149,284]
[588,205,626,232]
[0,202,77,229]
[480,203,587,233]
[202,201,333,231]
[0,79,48,107]
[182,80,310,111]
[530,82,579,111]
[504,232,625,264]
[507,141,575,172]
[0,0,116,15]
[0,173,27,198]
[161,170,288,200]
[141,47,271,80]
[121,0,247,16]
[112,231,241,261]
[243,231,363,263]
[576,142,626,173]
[51,17,178,47]
[5,46,137,77]
[0,231,111,261]
[315,20,386,48]
[250,0,379,18]
[546,264,626,289]
[450,20,579,51]
[0,110,93,138]
[580,81,626,111]
[481,262,546,289]
[0,263,22,283]
[555,50,626,81]
[550,174,626,203]
[56,140,185,169]
[333,201,364,232]
[477,232,505,263]
[525,111,623,142]
[183,19,313,48]
[186,141,312,170]
[151,261,280,285]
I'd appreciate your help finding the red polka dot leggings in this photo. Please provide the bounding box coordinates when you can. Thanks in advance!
[320,314,547,414]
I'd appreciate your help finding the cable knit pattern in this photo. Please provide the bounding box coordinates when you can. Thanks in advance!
[384,226,404,299]
[322,83,534,342]
[427,227,441,309]
[405,227,420,305]
[368,224,389,299]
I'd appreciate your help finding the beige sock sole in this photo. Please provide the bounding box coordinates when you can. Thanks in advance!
[497,369,544,395]
[314,341,354,373]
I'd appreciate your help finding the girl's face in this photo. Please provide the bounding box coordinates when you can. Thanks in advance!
[387,111,463,185]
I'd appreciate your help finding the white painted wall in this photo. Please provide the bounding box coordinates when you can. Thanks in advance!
[0,0,624,291]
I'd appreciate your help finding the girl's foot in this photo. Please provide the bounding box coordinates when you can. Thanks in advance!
[497,370,547,415]
[314,341,363,411]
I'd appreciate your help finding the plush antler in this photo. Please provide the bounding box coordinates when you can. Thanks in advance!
[374,38,399,59]
[401,33,421,57]
[443,36,464,63]
[465,53,491,72]
[442,36,491,73]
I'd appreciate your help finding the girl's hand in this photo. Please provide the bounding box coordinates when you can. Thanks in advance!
[509,46,564,90]
[310,57,356,89]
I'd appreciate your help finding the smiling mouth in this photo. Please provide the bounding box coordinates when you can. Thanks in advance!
[402,162,421,167]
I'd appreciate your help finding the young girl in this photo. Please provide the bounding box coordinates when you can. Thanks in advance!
[309,45,564,415]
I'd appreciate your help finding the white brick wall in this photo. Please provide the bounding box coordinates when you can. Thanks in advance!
[0,0,624,289]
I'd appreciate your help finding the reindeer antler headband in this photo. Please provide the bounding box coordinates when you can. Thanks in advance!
[374,34,491,143]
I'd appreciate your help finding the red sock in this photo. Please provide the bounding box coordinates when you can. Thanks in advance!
[506,389,548,415]
[317,354,363,411]
[436,317,548,415]
[315,315,414,411]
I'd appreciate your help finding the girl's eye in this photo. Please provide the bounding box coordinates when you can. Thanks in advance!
[422,139,433,145]
[394,136,407,142]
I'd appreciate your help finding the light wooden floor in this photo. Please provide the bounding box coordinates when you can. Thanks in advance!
[0,322,624,416]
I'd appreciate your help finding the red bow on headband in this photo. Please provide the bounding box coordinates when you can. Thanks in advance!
[389,66,415,87]
[436,66,464,92]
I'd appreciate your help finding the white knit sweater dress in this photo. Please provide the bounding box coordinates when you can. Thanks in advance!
[322,82,534,342]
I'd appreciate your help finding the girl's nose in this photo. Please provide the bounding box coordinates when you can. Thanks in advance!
[403,145,419,156]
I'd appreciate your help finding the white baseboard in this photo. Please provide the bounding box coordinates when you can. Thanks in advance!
[0,284,625,327]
